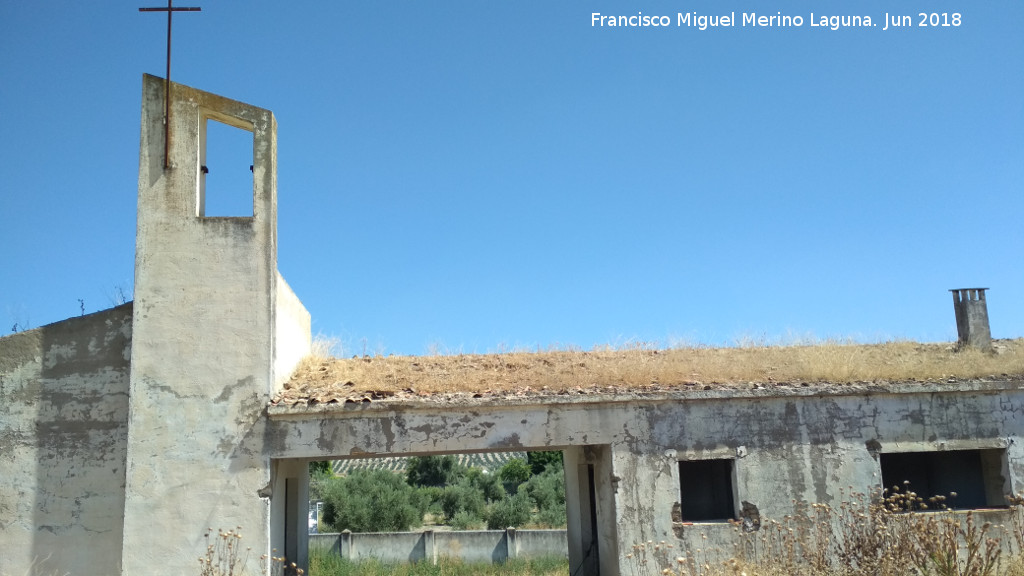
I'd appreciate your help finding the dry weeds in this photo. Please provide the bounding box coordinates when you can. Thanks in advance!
[275,339,1024,405]
[629,488,1024,576]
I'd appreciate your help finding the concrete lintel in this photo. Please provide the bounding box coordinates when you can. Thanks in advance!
[879,438,1010,453]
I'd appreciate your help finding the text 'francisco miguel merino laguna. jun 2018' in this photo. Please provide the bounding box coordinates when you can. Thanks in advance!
[591,11,963,31]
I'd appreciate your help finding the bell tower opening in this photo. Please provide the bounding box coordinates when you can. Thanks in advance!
[198,115,255,217]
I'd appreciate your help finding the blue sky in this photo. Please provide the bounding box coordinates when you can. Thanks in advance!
[2,1,1021,356]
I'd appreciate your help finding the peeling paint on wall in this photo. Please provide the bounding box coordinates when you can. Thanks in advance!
[0,305,132,575]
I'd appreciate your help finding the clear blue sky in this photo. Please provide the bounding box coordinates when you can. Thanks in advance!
[2,1,1021,356]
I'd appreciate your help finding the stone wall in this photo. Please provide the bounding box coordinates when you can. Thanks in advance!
[0,305,133,576]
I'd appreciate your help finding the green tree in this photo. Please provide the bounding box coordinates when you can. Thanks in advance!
[468,468,505,503]
[498,458,532,490]
[520,462,566,527]
[309,460,331,475]
[308,461,333,501]
[321,470,427,532]
[527,451,564,476]
[406,455,465,487]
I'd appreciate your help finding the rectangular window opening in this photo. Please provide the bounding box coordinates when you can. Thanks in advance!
[678,459,736,522]
[199,117,254,217]
[880,449,1008,510]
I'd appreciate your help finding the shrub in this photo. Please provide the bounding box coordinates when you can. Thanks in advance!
[418,485,445,514]
[406,455,465,487]
[440,480,487,521]
[519,465,565,513]
[321,470,426,532]
[486,493,532,529]
[534,502,567,529]
[449,510,485,531]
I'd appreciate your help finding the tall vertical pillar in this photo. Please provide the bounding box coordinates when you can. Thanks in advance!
[950,288,992,350]
[122,75,309,575]
[270,459,310,575]
[564,446,601,575]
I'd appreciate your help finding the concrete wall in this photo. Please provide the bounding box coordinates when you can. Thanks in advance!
[308,529,568,564]
[515,529,569,560]
[436,530,513,564]
[268,381,1024,576]
[0,305,133,576]
[122,75,310,576]
[274,273,311,389]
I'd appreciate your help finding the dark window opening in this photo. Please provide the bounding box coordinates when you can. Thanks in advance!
[880,449,1007,509]
[678,459,736,522]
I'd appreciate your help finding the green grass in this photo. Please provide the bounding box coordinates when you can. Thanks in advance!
[309,549,567,576]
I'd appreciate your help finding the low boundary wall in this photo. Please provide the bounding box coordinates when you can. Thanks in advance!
[309,529,567,564]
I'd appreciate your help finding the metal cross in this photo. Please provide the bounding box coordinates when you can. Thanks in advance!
[139,0,201,168]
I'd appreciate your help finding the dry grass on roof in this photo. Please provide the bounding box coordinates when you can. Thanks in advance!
[275,338,1024,405]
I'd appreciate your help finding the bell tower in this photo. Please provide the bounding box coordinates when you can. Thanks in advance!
[122,75,310,574]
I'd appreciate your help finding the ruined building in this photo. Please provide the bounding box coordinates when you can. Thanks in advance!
[1,77,1022,576]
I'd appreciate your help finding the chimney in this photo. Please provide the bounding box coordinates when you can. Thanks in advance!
[950,288,991,350]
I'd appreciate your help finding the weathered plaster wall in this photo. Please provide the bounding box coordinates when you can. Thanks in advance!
[122,75,309,576]
[0,305,132,576]
[275,273,311,389]
[629,387,1021,565]
[268,382,1024,576]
